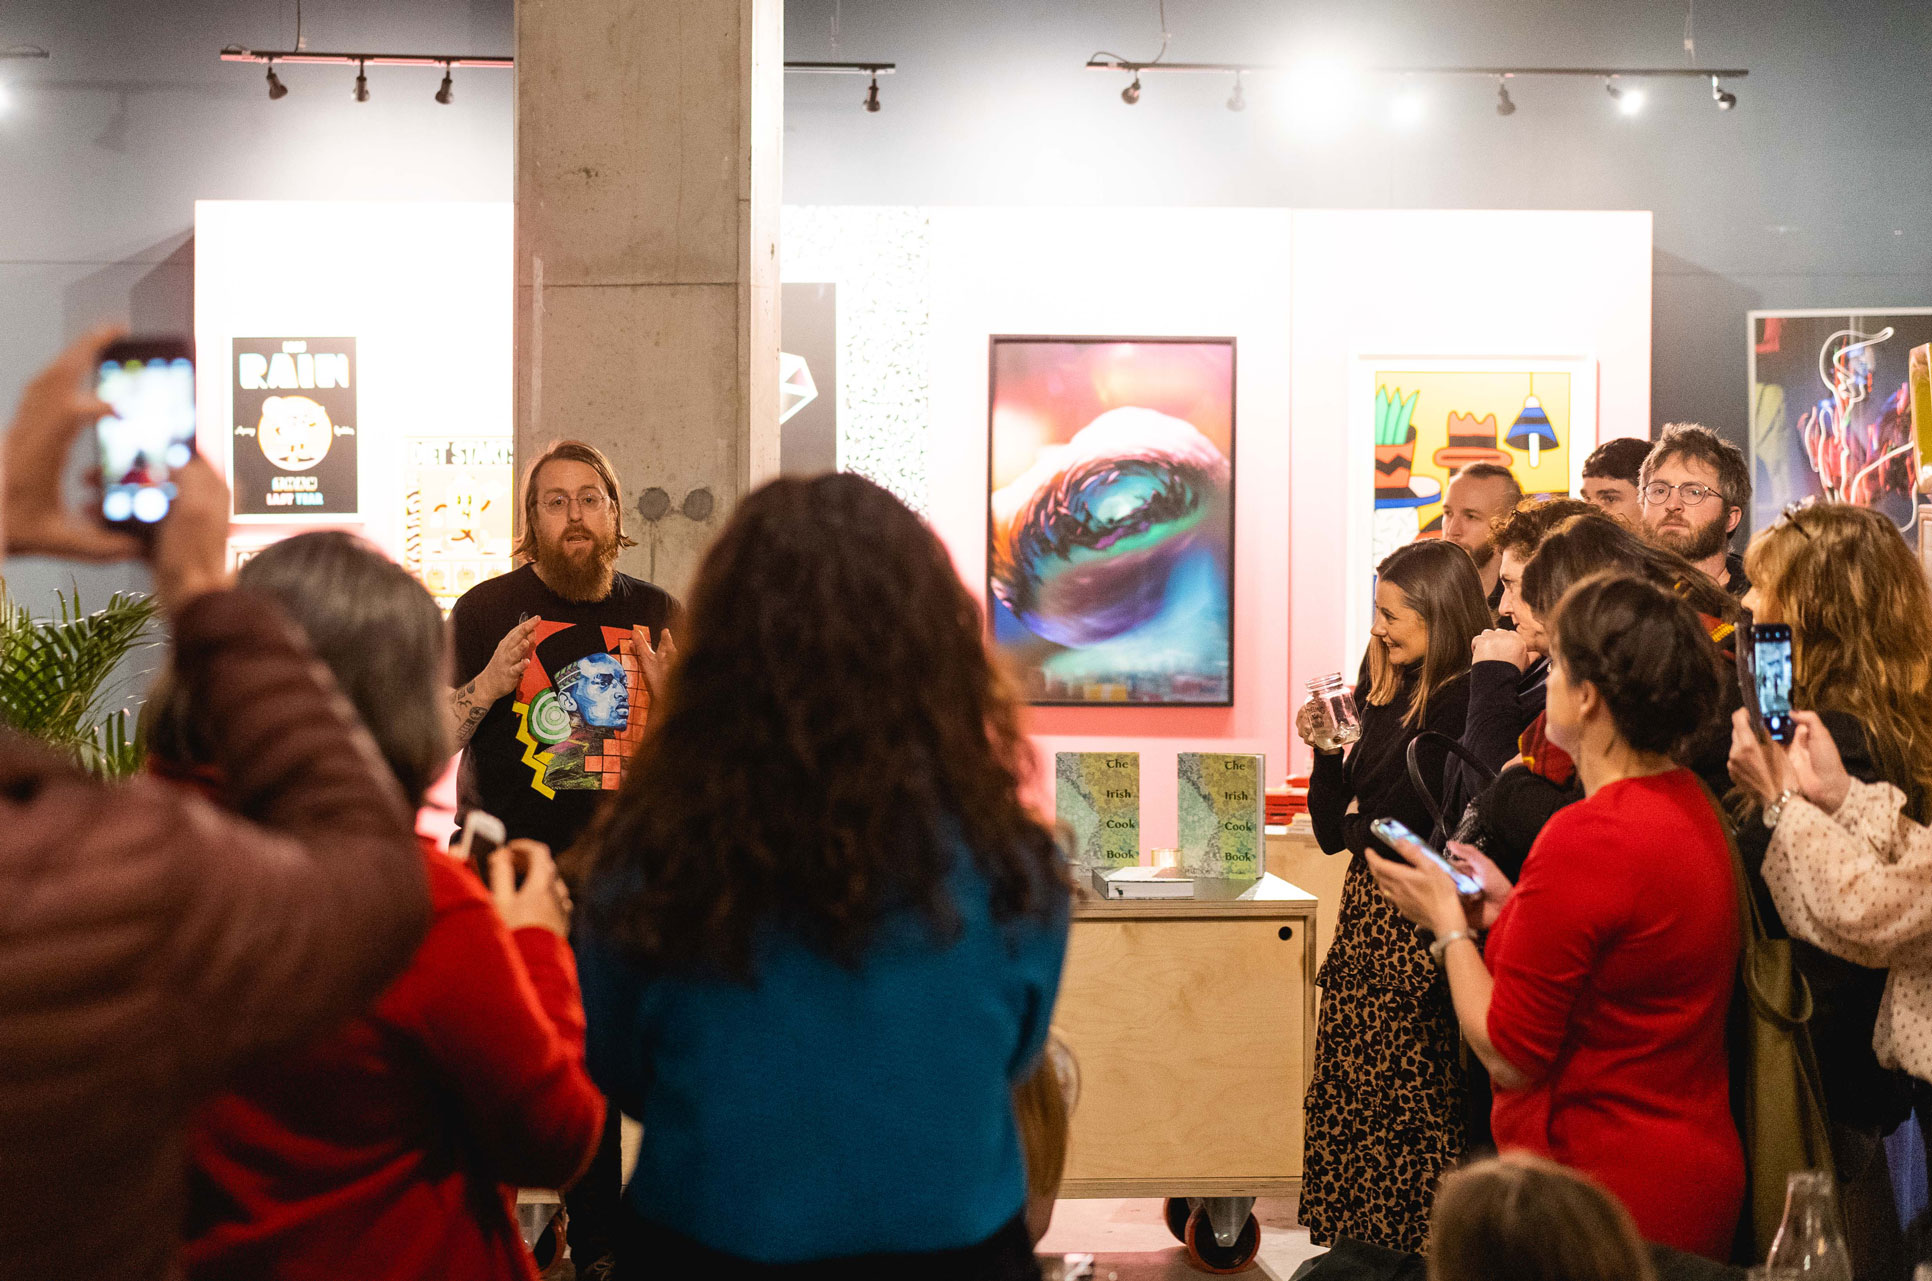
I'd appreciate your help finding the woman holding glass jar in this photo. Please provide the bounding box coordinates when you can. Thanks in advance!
[1296,539,1489,1253]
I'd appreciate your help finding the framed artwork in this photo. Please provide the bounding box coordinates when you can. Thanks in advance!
[1748,309,1932,535]
[987,336,1235,706]
[1346,358,1598,663]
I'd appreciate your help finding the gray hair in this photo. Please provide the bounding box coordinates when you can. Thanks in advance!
[146,532,449,804]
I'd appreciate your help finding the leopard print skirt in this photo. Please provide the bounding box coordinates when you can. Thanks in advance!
[1299,864,1467,1253]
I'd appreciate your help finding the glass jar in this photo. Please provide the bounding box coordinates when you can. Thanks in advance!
[1305,673,1363,752]
[1765,1170,1853,1281]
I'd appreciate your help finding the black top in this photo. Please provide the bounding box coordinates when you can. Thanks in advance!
[1443,657,1548,824]
[1723,549,1751,598]
[1736,711,1910,1131]
[450,563,680,856]
[1308,665,1471,858]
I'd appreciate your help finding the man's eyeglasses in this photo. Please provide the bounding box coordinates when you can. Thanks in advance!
[540,490,611,517]
[1642,481,1722,508]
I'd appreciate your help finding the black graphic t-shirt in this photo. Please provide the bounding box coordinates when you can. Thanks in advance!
[450,563,680,857]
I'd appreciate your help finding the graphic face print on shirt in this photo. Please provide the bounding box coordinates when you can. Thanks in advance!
[514,620,649,797]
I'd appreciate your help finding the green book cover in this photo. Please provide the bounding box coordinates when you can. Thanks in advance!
[1055,752,1140,869]
[1177,752,1264,879]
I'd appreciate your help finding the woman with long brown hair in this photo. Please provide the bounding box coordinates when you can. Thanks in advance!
[1295,538,1490,1252]
[573,473,1069,1279]
[1725,501,1932,1276]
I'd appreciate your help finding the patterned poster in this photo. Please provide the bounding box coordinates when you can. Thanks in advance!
[1054,751,1140,869]
[1370,367,1574,568]
[513,621,651,799]
[403,436,515,609]
[1177,752,1264,880]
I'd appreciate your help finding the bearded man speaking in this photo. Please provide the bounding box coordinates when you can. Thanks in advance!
[444,440,680,1276]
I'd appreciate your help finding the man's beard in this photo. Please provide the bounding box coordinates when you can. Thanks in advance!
[1649,509,1731,563]
[1463,538,1496,571]
[535,523,621,602]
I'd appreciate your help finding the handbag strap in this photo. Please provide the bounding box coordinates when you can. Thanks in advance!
[1406,731,1501,838]
[1696,779,1815,1028]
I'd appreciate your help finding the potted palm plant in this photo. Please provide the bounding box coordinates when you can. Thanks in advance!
[0,584,157,778]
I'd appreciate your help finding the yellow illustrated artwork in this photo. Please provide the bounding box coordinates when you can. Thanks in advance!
[1372,368,1573,566]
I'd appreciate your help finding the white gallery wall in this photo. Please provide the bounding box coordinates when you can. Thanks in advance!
[189,200,1649,845]
[193,200,514,565]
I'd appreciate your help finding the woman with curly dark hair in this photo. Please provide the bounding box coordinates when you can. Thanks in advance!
[573,473,1070,1280]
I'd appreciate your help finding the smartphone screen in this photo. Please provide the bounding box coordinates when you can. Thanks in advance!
[463,812,507,884]
[1752,623,1795,744]
[96,341,195,528]
[1369,817,1483,897]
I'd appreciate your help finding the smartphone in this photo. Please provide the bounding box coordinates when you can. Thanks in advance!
[1369,816,1484,897]
[1750,623,1796,744]
[95,338,197,530]
[459,810,508,884]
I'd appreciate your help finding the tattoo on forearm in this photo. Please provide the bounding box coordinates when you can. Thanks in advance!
[449,679,491,746]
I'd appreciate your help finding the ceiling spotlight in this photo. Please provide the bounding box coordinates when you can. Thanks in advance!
[1389,87,1425,129]
[0,81,11,117]
[1711,76,1736,110]
[265,61,287,100]
[1121,75,1141,105]
[863,74,880,112]
[1227,73,1245,112]
[1495,80,1515,116]
[1605,78,1643,115]
[435,63,454,104]
[352,59,369,103]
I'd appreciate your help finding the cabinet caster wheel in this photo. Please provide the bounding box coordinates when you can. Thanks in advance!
[1183,1206,1261,1273]
[533,1210,567,1279]
[1163,1196,1193,1242]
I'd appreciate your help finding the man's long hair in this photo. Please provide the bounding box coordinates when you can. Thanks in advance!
[577,473,1064,979]
[511,439,639,563]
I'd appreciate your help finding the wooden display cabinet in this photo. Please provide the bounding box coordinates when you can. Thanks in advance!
[1050,873,1319,1199]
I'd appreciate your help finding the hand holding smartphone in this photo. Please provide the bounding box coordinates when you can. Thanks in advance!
[94,338,197,531]
[458,810,509,885]
[1369,817,1484,897]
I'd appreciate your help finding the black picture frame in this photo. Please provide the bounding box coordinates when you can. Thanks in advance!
[986,334,1238,708]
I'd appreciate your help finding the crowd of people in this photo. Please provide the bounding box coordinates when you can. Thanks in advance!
[1300,421,1932,1278]
[6,324,1932,1281]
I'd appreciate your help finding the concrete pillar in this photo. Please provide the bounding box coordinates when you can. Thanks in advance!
[515,0,782,595]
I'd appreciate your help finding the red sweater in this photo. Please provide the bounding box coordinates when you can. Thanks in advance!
[1484,769,1743,1259]
[181,836,604,1280]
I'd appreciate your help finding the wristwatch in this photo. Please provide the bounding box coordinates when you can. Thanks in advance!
[1763,788,1798,830]
[1429,929,1477,964]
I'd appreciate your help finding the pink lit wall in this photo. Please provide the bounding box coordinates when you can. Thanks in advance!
[922,208,1651,847]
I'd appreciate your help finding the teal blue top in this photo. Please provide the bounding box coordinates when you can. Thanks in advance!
[574,845,1070,1263]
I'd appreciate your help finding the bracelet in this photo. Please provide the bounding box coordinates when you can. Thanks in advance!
[1429,929,1477,964]
[1763,788,1798,830]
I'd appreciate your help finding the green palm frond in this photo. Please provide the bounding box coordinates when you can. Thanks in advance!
[0,583,158,778]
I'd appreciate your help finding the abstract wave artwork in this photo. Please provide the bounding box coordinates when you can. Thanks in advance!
[988,337,1234,706]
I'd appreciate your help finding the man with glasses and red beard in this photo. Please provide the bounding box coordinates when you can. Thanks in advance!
[447,439,679,1280]
[1638,423,1753,596]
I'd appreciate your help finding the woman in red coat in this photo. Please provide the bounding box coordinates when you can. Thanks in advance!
[149,532,605,1281]
[1371,572,1742,1258]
